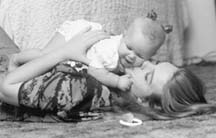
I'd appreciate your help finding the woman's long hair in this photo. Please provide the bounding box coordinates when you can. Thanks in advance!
[116,68,216,120]
[159,68,216,118]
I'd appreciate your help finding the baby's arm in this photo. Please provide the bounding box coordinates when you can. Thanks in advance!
[88,66,132,91]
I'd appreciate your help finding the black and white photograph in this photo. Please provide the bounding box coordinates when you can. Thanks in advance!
[0,0,216,138]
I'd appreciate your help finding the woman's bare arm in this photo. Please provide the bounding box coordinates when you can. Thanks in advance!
[1,45,68,106]
[8,32,67,72]
[10,32,67,66]
[5,29,109,83]
[0,29,109,106]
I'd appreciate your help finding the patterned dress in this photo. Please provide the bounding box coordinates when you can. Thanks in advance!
[18,62,113,122]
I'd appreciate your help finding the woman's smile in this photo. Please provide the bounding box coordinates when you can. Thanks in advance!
[127,61,178,98]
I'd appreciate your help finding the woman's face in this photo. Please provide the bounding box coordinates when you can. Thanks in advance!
[127,61,178,98]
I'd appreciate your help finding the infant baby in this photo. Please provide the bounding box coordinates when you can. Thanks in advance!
[57,11,172,91]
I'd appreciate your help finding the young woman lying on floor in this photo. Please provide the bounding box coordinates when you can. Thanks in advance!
[0,25,215,122]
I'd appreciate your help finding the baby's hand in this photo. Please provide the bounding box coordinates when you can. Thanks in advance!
[117,74,133,91]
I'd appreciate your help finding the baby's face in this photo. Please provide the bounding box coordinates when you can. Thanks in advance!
[118,25,160,68]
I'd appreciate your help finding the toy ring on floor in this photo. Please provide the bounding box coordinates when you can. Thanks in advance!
[119,118,142,127]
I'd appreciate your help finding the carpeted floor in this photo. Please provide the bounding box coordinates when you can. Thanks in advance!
[187,64,216,102]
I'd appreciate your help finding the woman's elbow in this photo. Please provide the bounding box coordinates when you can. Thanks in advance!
[0,74,21,105]
[0,76,11,99]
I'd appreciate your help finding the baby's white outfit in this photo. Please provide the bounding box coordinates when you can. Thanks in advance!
[57,19,122,71]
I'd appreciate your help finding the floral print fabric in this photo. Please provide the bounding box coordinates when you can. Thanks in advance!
[18,62,112,122]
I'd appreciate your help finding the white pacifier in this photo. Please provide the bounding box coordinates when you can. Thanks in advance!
[119,113,142,127]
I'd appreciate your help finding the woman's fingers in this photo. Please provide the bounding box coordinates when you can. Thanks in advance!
[83,30,110,45]
[63,30,110,63]
[87,30,110,38]
[77,25,92,34]
[71,30,110,52]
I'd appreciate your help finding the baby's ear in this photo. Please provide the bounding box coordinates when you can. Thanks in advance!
[146,10,157,21]
[161,25,173,34]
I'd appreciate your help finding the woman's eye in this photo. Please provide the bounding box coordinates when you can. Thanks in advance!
[126,45,132,50]
[145,71,154,84]
[145,72,150,81]
[149,59,159,65]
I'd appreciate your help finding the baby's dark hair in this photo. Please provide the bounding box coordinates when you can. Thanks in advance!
[161,25,173,34]
[139,16,166,47]
[146,10,173,34]
[146,10,158,21]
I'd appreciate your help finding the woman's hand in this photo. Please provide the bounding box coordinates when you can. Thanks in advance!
[62,27,110,64]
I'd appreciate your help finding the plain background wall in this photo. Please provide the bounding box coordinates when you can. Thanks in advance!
[184,0,216,60]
